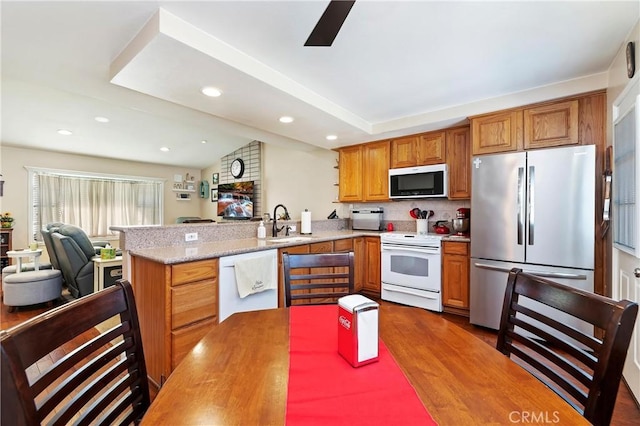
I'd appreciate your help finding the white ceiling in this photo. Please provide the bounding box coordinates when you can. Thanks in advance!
[2,1,638,169]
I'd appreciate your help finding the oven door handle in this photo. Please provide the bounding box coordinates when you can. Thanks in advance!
[383,285,439,299]
[381,245,440,255]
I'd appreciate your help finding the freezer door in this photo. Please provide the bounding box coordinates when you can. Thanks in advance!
[471,152,526,263]
[470,259,594,333]
[525,145,595,269]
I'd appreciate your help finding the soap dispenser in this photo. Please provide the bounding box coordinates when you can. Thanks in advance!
[257,221,266,239]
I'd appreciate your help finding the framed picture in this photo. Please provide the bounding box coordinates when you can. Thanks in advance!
[212,173,219,185]
[211,188,218,202]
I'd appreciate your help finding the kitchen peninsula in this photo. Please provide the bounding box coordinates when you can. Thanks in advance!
[111,220,382,391]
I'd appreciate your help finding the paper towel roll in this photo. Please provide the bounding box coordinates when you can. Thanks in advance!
[301,210,312,234]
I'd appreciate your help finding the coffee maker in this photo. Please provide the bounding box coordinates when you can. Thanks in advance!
[452,208,470,236]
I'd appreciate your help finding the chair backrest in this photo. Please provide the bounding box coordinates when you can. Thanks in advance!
[496,268,638,426]
[40,227,61,270]
[282,251,355,307]
[56,224,97,260]
[1,280,150,425]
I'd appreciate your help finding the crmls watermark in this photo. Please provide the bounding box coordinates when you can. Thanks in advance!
[509,411,560,423]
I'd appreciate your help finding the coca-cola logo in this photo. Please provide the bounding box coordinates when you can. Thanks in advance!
[339,315,351,330]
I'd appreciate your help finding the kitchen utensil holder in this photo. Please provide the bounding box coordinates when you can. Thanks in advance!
[416,219,428,235]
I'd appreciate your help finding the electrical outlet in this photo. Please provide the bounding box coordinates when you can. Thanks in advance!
[289,225,297,233]
[185,232,198,242]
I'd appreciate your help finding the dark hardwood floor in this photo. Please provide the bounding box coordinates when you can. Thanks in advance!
[2,297,638,425]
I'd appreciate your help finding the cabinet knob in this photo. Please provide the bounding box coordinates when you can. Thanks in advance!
[634,268,640,278]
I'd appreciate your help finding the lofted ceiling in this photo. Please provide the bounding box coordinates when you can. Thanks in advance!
[1,1,638,169]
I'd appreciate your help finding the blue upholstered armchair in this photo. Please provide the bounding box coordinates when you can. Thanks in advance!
[48,224,99,298]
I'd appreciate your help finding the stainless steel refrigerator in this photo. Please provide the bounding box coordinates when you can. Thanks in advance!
[470,145,595,331]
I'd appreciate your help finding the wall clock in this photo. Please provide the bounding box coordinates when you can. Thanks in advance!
[626,41,635,79]
[230,158,245,178]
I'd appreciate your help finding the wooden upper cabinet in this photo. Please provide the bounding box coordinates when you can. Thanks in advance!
[390,131,446,168]
[362,140,390,201]
[471,110,523,155]
[338,141,390,202]
[338,145,363,202]
[390,136,419,168]
[446,126,471,200]
[417,131,446,165]
[523,100,579,149]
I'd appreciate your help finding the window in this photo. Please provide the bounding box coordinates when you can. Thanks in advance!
[27,168,164,241]
[613,82,640,257]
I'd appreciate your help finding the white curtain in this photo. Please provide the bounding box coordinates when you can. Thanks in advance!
[37,173,162,237]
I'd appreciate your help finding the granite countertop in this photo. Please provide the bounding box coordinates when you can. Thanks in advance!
[128,230,382,264]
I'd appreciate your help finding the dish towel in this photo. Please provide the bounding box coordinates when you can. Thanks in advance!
[234,255,276,298]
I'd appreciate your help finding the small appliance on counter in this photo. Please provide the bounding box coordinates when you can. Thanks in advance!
[351,208,383,231]
[452,208,470,236]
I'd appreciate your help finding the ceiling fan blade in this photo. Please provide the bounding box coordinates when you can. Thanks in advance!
[304,0,355,47]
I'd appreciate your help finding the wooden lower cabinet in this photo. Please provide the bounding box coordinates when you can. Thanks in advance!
[131,256,219,391]
[355,236,381,298]
[442,241,470,316]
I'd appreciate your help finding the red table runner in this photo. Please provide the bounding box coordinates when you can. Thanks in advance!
[286,305,437,425]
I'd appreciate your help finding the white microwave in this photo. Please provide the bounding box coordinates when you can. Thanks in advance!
[389,164,448,199]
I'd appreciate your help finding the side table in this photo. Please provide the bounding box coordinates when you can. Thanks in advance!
[6,249,42,273]
[92,256,123,293]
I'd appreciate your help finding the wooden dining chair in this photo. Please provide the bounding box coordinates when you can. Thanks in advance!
[1,279,150,426]
[496,268,638,426]
[282,251,355,307]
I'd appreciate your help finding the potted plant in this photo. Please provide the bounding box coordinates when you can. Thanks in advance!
[1,212,14,228]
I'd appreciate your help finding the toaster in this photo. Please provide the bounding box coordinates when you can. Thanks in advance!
[351,208,383,231]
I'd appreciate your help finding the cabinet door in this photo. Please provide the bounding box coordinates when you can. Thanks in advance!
[338,145,363,202]
[446,127,471,199]
[442,242,470,312]
[471,110,522,155]
[524,100,579,149]
[353,237,365,293]
[416,131,446,165]
[390,136,418,168]
[363,141,390,201]
[362,237,381,296]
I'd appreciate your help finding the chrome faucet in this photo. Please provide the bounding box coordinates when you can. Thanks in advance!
[272,204,290,237]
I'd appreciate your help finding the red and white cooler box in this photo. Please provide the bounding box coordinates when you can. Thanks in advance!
[337,294,380,367]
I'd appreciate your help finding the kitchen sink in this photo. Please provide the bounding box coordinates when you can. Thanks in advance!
[266,236,314,243]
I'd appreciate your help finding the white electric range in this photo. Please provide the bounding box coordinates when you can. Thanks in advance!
[380,232,444,312]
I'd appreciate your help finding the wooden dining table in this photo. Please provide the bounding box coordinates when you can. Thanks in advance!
[140,304,587,425]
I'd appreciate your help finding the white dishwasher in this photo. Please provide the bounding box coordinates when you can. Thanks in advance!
[218,249,278,322]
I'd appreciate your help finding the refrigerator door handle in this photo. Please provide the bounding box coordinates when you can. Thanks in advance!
[473,262,588,280]
[517,167,525,245]
[528,165,535,245]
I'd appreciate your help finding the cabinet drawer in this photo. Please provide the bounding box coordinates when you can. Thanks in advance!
[172,259,218,286]
[171,280,217,329]
[309,241,333,253]
[333,238,353,252]
[171,318,217,369]
[443,241,469,255]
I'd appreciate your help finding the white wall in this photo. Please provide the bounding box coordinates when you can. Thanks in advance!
[0,145,202,249]
[262,143,338,221]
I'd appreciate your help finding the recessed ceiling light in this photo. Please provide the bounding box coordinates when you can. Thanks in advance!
[326,135,338,141]
[279,116,294,123]
[94,116,110,123]
[57,129,73,136]
[201,87,222,97]
[201,140,207,144]
[160,147,170,152]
